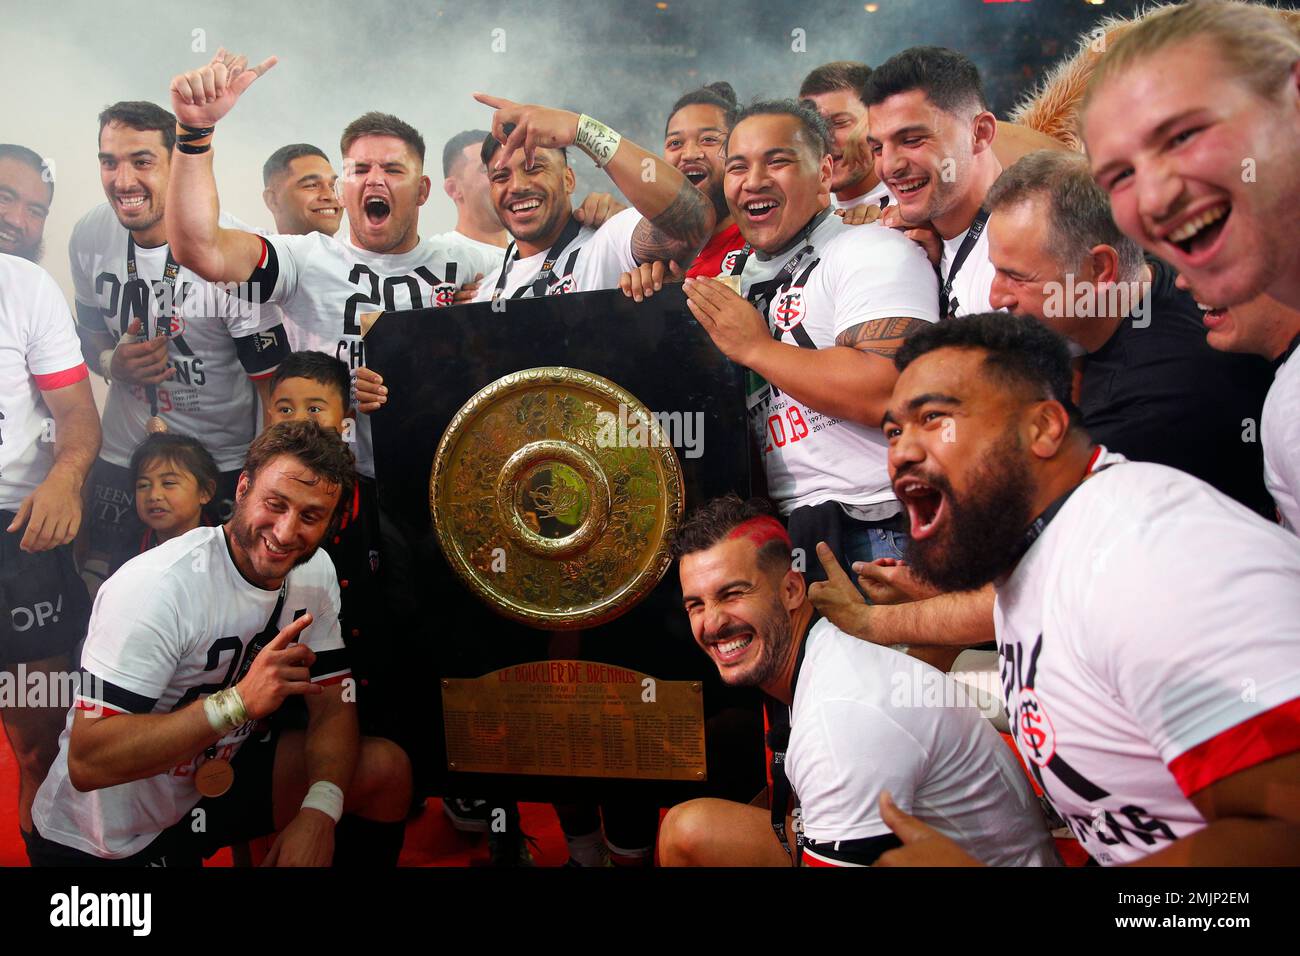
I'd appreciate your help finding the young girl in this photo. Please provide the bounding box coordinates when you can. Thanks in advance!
[117,433,219,570]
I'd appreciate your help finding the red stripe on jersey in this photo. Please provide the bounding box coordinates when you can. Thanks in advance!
[314,670,352,686]
[257,237,269,269]
[33,363,89,391]
[802,847,847,867]
[75,699,125,718]
[247,367,279,381]
[1167,697,1300,797]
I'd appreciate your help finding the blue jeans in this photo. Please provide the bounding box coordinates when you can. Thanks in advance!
[843,521,909,569]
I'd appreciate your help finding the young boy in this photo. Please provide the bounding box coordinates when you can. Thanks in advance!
[115,433,219,572]
[269,352,388,736]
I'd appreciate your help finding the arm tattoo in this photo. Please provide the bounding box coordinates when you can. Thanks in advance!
[835,316,931,358]
[630,179,713,266]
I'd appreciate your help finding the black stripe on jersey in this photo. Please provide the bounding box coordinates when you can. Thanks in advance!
[804,832,902,866]
[78,671,158,715]
[234,324,292,375]
[244,238,280,304]
[75,301,104,333]
[309,647,350,681]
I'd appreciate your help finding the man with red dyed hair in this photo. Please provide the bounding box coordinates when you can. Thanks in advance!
[658,494,1057,867]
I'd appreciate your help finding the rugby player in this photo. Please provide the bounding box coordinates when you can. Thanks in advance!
[29,422,411,866]
[72,100,292,580]
[0,255,100,851]
[261,144,342,237]
[798,62,891,213]
[658,494,1058,867]
[0,144,53,262]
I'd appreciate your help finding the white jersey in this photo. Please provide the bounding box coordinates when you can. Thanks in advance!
[737,212,939,513]
[252,230,503,477]
[32,526,347,860]
[0,256,89,512]
[1263,343,1300,532]
[995,449,1300,865]
[787,618,1059,866]
[70,204,289,471]
[831,180,894,211]
[939,218,997,318]
[472,207,642,302]
[428,230,508,269]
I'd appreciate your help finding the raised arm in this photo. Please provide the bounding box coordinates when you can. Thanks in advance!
[165,48,277,282]
[474,93,714,264]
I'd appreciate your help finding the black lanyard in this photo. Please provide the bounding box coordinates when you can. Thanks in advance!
[232,582,289,687]
[728,208,829,283]
[1010,448,1114,564]
[765,613,817,867]
[125,234,181,418]
[492,215,584,301]
[939,208,989,320]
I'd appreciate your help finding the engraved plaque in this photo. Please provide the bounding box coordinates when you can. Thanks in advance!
[431,367,685,630]
[441,660,706,780]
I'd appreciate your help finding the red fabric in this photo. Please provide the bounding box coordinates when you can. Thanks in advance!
[686,223,744,279]
[33,363,89,391]
[1167,697,1300,797]
[801,847,844,867]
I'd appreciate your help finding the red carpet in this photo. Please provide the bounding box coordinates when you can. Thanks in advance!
[0,732,573,867]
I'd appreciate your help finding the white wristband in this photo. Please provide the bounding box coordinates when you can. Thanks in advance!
[97,348,115,383]
[575,114,622,167]
[203,686,247,735]
[301,780,345,823]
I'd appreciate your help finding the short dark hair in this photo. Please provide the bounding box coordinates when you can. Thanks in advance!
[480,131,567,169]
[985,150,1145,282]
[262,143,330,188]
[129,432,220,497]
[895,313,1077,416]
[666,81,739,135]
[270,350,351,408]
[242,421,357,527]
[863,46,990,116]
[98,101,176,153]
[671,493,792,575]
[727,99,831,157]
[443,129,490,178]
[0,144,54,200]
[340,111,425,165]
[799,61,873,105]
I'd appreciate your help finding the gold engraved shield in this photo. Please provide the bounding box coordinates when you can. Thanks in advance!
[431,367,685,629]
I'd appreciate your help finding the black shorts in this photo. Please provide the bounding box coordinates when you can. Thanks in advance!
[26,726,280,867]
[87,458,241,566]
[0,518,90,667]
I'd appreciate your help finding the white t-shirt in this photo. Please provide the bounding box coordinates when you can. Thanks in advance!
[428,231,508,270]
[939,219,997,318]
[472,207,642,301]
[737,212,939,513]
[32,526,347,859]
[831,180,894,211]
[0,255,89,512]
[787,617,1059,866]
[70,204,289,471]
[252,230,503,477]
[995,450,1300,865]
[1263,344,1300,532]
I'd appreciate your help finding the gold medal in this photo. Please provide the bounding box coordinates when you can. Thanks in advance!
[717,275,743,295]
[194,757,234,798]
[146,416,168,434]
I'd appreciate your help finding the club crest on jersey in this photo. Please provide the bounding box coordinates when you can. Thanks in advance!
[431,283,457,308]
[160,314,185,337]
[1016,687,1057,767]
[721,249,742,273]
[548,276,577,295]
[772,290,806,331]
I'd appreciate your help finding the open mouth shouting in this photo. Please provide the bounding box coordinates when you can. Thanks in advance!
[1161,201,1230,266]
[362,193,391,228]
[895,474,948,541]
